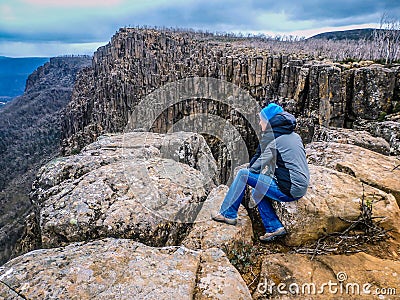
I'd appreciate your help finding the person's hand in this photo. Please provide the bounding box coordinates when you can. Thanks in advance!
[248,167,260,174]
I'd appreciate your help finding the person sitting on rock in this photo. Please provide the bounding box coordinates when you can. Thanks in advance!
[212,103,310,242]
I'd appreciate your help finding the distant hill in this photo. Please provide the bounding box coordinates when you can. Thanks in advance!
[308,28,378,41]
[0,56,92,264]
[0,56,50,107]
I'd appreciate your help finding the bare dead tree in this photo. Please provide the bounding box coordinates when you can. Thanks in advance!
[373,13,400,64]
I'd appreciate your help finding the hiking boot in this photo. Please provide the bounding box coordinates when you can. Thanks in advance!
[259,227,287,242]
[211,212,237,225]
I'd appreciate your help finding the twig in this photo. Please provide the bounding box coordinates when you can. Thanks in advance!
[294,183,390,257]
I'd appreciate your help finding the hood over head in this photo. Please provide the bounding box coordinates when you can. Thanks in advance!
[260,103,283,121]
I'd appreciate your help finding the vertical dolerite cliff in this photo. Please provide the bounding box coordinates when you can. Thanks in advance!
[62,28,400,158]
[0,56,91,265]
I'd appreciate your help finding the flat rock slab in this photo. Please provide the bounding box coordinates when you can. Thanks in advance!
[306,142,400,205]
[32,131,217,200]
[195,247,252,300]
[0,238,251,300]
[354,120,400,155]
[86,131,218,185]
[254,252,400,299]
[30,131,219,248]
[312,126,390,155]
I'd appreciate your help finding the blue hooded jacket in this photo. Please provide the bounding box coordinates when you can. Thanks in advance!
[249,110,309,198]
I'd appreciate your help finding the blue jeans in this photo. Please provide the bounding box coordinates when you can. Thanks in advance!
[220,168,297,233]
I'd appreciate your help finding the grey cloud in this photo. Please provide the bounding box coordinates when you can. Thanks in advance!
[251,0,400,23]
[1,2,240,43]
[116,0,400,33]
[116,0,258,30]
[1,0,400,46]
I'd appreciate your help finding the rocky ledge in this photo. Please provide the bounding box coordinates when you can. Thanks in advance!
[30,132,217,249]
[0,238,251,300]
[1,130,400,299]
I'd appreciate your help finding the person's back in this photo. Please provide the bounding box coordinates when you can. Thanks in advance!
[250,110,310,199]
[274,131,309,199]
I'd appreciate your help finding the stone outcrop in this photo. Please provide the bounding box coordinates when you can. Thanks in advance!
[312,126,390,155]
[3,128,400,299]
[253,252,400,299]
[354,119,400,155]
[195,247,252,300]
[0,131,257,299]
[306,142,400,205]
[182,185,253,251]
[263,141,400,246]
[30,132,217,248]
[352,65,397,120]
[61,28,400,156]
[0,238,251,300]
[272,165,400,246]
[231,156,400,247]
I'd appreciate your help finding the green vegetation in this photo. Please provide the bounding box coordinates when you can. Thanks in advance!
[224,242,256,273]
[378,112,387,122]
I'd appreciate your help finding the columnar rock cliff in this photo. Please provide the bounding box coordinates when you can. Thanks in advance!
[62,28,400,156]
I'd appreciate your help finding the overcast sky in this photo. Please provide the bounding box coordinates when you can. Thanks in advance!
[1,0,399,57]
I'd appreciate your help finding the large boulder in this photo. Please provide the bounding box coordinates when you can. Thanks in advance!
[182,185,253,252]
[30,132,218,248]
[354,119,400,156]
[253,252,400,299]
[312,126,390,155]
[32,131,217,196]
[273,165,400,246]
[306,142,400,205]
[38,157,207,248]
[0,238,251,300]
[230,161,400,246]
[86,131,218,185]
[195,247,252,300]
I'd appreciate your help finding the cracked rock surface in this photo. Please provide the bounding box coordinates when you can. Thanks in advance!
[273,165,400,246]
[0,238,250,300]
[182,185,253,252]
[306,142,400,205]
[253,252,400,299]
[30,132,217,248]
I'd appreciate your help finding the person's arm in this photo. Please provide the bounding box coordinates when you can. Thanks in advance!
[248,144,261,167]
[248,144,275,174]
